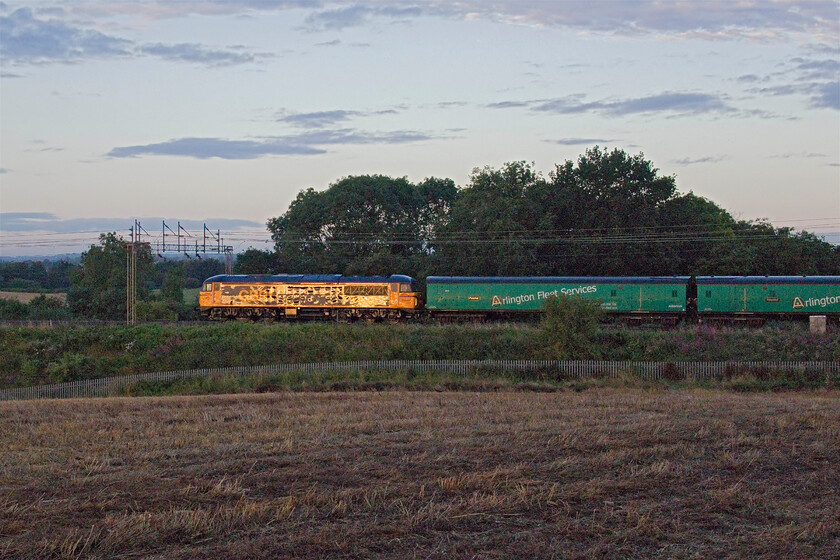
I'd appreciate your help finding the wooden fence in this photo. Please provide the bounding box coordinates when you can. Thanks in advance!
[1,360,838,402]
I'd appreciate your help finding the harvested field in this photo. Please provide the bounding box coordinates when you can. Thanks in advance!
[0,291,66,304]
[1,389,838,559]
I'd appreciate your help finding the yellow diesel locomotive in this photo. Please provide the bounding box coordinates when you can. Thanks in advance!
[199,274,422,321]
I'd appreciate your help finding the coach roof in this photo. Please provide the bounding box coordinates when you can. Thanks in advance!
[696,276,840,285]
[427,276,691,284]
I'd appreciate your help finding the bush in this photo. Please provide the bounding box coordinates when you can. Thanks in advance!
[540,295,603,359]
[46,352,94,383]
[0,299,28,320]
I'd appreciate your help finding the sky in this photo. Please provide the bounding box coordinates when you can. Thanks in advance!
[1,0,839,257]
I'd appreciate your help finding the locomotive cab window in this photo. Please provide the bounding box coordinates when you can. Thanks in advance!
[399,283,414,293]
[203,283,213,292]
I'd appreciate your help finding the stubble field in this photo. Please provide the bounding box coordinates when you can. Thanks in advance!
[1,389,838,559]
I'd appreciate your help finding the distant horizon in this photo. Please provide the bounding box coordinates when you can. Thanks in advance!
[1,213,838,261]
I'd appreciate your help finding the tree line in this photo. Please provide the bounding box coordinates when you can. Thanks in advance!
[2,147,837,321]
[260,147,839,279]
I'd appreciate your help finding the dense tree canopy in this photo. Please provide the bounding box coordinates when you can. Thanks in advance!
[67,233,153,320]
[256,147,839,278]
[0,260,76,291]
[267,174,457,277]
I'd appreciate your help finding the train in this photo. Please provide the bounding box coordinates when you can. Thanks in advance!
[198,274,840,325]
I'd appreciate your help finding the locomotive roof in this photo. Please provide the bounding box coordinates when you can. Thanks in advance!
[427,276,691,285]
[204,274,415,284]
[695,276,840,285]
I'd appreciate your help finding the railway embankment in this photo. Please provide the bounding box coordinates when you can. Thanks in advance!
[1,322,838,390]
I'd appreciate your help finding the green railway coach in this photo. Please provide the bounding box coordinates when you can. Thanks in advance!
[426,276,690,321]
[696,276,840,319]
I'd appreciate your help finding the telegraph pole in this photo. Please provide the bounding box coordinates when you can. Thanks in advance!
[126,221,138,325]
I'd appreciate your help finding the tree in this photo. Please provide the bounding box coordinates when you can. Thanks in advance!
[235,249,276,274]
[268,175,457,277]
[539,147,679,275]
[67,233,153,320]
[434,150,684,276]
[540,294,603,360]
[433,161,546,275]
[161,266,184,305]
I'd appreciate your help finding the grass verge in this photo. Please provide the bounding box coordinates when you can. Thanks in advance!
[115,366,840,398]
[2,321,838,389]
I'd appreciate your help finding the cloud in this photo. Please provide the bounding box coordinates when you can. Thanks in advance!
[491,92,737,117]
[602,93,734,116]
[748,79,839,111]
[486,101,531,109]
[791,57,840,80]
[290,128,433,145]
[293,1,838,43]
[433,101,468,109]
[138,43,258,66]
[771,152,828,159]
[671,155,727,165]
[107,128,436,160]
[302,3,424,31]
[20,1,838,45]
[0,168,8,173]
[277,108,400,128]
[107,137,325,160]
[809,81,840,110]
[0,212,262,233]
[304,5,371,31]
[741,56,839,111]
[279,110,361,128]
[0,7,131,64]
[0,7,262,66]
[547,138,615,146]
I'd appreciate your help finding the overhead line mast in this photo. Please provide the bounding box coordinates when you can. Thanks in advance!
[125,220,234,325]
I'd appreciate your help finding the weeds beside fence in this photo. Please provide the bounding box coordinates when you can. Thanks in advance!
[1,360,838,401]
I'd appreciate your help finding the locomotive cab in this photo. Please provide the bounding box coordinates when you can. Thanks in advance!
[392,277,422,310]
[198,280,216,309]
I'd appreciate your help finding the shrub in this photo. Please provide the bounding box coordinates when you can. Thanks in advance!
[663,362,683,381]
[46,352,94,383]
[0,299,28,320]
[540,295,603,360]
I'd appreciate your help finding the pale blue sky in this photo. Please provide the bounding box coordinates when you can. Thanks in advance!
[1,0,838,256]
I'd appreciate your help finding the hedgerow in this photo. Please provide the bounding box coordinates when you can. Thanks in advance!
[0,321,837,388]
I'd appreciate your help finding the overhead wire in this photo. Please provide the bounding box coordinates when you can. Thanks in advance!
[1,218,837,252]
